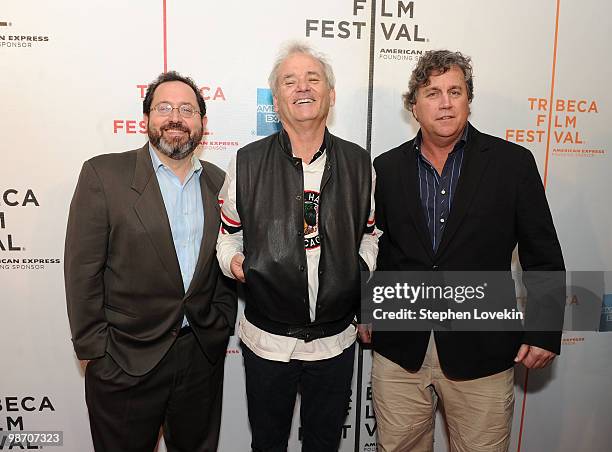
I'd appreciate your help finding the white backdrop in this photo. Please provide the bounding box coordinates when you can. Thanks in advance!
[1,1,610,451]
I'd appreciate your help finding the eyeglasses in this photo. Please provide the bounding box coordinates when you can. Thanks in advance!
[152,102,200,118]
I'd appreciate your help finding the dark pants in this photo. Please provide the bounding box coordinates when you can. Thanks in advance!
[85,331,224,452]
[242,342,356,452]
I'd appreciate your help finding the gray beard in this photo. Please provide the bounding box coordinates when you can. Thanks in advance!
[149,127,202,161]
[153,135,197,160]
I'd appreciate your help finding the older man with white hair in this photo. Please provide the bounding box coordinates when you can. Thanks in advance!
[217,42,379,451]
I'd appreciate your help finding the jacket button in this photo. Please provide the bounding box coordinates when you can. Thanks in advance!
[299,265,305,271]
[319,269,324,275]
[296,195,302,201]
[432,265,439,270]
[298,231,303,237]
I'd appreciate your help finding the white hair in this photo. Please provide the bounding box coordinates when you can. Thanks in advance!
[268,41,336,96]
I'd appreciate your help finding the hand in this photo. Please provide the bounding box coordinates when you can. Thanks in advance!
[514,344,556,369]
[357,323,372,344]
[80,360,90,371]
[230,254,245,283]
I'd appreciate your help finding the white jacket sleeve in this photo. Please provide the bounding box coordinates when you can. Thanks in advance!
[358,164,382,272]
[216,156,244,279]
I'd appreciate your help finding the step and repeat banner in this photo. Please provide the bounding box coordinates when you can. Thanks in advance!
[1,1,610,451]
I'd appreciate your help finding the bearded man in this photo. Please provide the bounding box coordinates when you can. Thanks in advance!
[64,71,236,452]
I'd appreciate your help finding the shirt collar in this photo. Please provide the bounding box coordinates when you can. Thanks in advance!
[413,124,469,155]
[308,143,327,164]
[288,138,327,164]
[280,127,331,162]
[148,143,202,176]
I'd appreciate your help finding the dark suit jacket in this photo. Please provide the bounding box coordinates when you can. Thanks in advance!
[372,123,564,380]
[64,144,237,376]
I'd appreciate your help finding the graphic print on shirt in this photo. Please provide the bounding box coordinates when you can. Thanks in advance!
[303,190,320,250]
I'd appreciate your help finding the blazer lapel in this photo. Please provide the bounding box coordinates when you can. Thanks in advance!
[184,163,221,299]
[399,143,435,260]
[435,124,491,256]
[132,144,184,294]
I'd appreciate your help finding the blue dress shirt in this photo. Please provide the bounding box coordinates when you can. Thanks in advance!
[149,146,204,327]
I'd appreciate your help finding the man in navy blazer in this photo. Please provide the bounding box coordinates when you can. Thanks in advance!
[366,50,564,451]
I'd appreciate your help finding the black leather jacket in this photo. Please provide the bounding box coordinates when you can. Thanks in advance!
[237,128,371,340]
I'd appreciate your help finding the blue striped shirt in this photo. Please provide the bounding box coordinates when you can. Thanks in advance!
[414,127,467,252]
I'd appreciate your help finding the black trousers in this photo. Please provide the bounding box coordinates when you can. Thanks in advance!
[85,331,224,452]
[242,342,355,452]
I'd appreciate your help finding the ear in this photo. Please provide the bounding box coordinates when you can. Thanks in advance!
[201,115,208,130]
[329,88,336,107]
[273,95,279,113]
[144,113,150,132]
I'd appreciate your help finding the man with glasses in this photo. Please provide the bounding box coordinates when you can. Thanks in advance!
[65,71,236,452]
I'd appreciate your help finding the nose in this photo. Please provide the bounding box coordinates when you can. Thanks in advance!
[296,77,310,92]
[439,93,452,108]
[169,107,182,120]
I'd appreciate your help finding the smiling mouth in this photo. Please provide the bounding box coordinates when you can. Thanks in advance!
[163,126,188,133]
[437,116,454,120]
[164,130,187,137]
[294,98,315,105]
